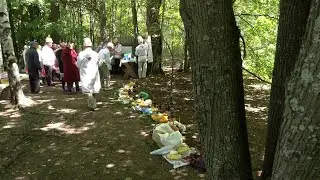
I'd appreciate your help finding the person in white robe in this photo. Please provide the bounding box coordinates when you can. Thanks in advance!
[77,38,101,110]
[42,36,56,86]
[135,36,149,78]
[145,35,153,76]
[98,42,114,90]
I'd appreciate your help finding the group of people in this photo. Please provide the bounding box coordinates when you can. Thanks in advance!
[24,35,153,110]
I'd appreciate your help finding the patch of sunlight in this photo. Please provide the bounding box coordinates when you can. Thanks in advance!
[2,121,17,129]
[0,108,21,118]
[183,97,192,101]
[56,108,77,114]
[117,149,126,153]
[154,83,161,86]
[106,164,115,168]
[115,111,123,115]
[140,131,149,137]
[245,105,267,113]
[64,97,83,102]
[247,84,271,91]
[35,99,57,105]
[48,105,55,110]
[36,121,95,134]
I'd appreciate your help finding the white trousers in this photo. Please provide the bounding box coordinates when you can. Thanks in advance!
[138,56,148,78]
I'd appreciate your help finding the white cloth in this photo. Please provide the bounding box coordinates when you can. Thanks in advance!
[114,44,123,59]
[135,43,148,57]
[23,48,28,66]
[98,48,112,70]
[138,56,147,78]
[77,48,101,94]
[41,45,56,66]
[36,49,43,65]
[146,41,153,62]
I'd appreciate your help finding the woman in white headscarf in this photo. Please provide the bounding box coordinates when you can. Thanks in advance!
[135,36,148,78]
[77,38,101,110]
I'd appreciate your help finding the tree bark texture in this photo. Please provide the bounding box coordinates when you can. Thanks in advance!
[272,0,320,178]
[146,0,164,75]
[0,0,27,105]
[99,0,107,43]
[183,35,190,72]
[180,0,252,179]
[7,0,18,62]
[49,0,60,43]
[131,0,139,37]
[262,1,311,179]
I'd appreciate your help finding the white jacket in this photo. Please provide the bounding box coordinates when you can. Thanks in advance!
[77,48,101,93]
[42,45,56,66]
[98,48,112,70]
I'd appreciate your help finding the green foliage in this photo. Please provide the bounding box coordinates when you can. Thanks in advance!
[234,0,279,80]
[9,0,279,79]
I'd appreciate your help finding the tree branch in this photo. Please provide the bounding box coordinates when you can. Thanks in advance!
[235,13,278,20]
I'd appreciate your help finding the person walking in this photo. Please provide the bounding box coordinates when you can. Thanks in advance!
[77,38,101,111]
[62,42,80,93]
[27,41,42,93]
[112,38,122,73]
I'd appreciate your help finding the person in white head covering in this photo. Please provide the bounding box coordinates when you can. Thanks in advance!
[42,36,56,86]
[98,42,114,90]
[135,36,148,78]
[77,38,101,110]
[112,38,122,73]
[145,35,153,76]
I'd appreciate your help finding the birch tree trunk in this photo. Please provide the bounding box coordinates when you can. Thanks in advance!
[180,0,252,179]
[261,1,312,178]
[0,0,32,106]
[272,0,320,178]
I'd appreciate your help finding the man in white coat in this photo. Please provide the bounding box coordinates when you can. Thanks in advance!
[42,36,56,86]
[98,42,114,90]
[77,38,101,111]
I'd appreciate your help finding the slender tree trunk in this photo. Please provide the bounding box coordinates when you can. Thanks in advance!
[261,1,311,179]
[272,1,320,178]
[183,35,190,72]
[49,0,60,43]
[0,0,32,106]
[180,0,252,179]
[131,0,138,37]
[146,0,164,75]
[99,0,107,43]
[7,0,18,63]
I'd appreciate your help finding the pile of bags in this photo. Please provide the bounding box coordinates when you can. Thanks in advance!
[118,81,196,169]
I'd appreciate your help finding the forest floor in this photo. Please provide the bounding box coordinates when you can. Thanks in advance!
[0,69,269,179]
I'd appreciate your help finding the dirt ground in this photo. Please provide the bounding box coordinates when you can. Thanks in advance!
[0,71,269,179]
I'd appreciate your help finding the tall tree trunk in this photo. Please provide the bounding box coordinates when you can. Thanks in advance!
[131,0,138,37]
[90,14,95,46]
[49,0,60,43]
[99,0,107,43]
[131,0,139,55]
[146,0,164,75]
[261,1,311,179]
[183,35,190,72]
[7,0,18,63]
[180,0,252,179]
[272,0,320,178]
[0,0,32,106]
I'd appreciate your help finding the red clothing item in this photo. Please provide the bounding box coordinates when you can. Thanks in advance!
[62,47,80,83]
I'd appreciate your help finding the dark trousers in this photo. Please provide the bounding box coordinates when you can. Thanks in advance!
[112,58,121,73]
[67,81,80,92]
[28,70,40,93]
[44,65,53,86]
[61,78,66,90]
[146,62,153,76]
